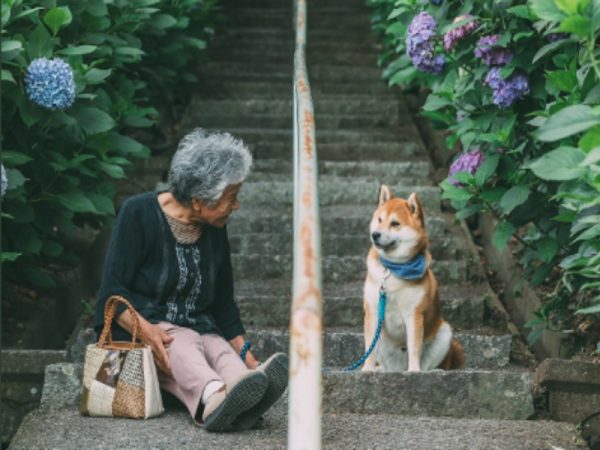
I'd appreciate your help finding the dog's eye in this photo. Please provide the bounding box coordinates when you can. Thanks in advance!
[378,217,382,223]
[391,221,400,227]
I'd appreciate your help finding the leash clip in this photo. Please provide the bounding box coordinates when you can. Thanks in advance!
[380,267,390,293]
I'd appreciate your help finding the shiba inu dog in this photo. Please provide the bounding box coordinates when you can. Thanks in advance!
[362,185,464,372]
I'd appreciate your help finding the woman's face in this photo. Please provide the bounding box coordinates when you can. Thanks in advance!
[192,184,241,227]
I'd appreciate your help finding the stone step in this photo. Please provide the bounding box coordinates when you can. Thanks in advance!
[209,49,378,66]
[237,182,440,210]
[220,27,374,43]
[236,280,485,329]
[247,328,510,369]
[227,206,456,235]
[248,141,423,161]
[224,15,371,32]
[11,408,586,449]
[252,159,430,177]
[35,363,534,420]
[188,98,403,117]
[229,229,465,260]
[190,112,397,130]
[214,38,380,54]
[198,80,389,98]
[232,254,472,283]
[190,127,421,145]
[201,62,385,83]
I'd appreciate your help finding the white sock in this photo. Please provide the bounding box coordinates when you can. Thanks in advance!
[201,380,225,405]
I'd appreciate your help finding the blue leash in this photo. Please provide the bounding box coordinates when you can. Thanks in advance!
[340,287,386,372]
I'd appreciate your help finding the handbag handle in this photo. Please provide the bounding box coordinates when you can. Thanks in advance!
[97,296,143,349]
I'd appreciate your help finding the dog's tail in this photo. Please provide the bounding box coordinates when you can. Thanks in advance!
[439,338,465,370]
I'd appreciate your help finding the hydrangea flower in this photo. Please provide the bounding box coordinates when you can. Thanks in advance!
[25,58,76,110]
[430,0,443,4]
[484,68,529,108]
[1,164,7,197]
[474,35,513,66]
[443,15,478,51]
[448,149,484,186]
[547,32,569,42]
[406,12,445,74]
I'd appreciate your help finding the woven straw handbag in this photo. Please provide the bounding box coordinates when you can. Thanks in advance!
[80,296,164,419]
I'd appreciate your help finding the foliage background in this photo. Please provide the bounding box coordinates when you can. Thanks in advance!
[367,0,600,351]
[1,0,220,289]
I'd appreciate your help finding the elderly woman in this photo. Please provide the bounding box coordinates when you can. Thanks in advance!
[95,129,288,432]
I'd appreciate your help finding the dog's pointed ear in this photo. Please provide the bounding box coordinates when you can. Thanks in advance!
[378,185,393,206]
[408,192,424,224]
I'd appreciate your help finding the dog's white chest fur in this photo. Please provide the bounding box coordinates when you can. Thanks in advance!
[365,258,425,342]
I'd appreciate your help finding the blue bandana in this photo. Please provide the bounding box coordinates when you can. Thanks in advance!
[380,253,427,280]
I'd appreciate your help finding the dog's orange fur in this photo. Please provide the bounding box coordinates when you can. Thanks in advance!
[363,187,464,371]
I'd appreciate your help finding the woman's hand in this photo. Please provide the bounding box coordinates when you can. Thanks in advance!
[141,322,174,377]
[229,335,260,369]
[117,309,174,377]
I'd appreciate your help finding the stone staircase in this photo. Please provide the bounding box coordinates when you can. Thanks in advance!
[8,0,587,448]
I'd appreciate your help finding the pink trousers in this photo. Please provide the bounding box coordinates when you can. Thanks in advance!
[156,322,249,418]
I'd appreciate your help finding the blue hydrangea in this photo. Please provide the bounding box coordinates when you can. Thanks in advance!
[448,149,484,186]
[1,164,7,197]
[406,13,445,74]
[25,58,76,110]
[475,35,513,66]
[484,68,529,108]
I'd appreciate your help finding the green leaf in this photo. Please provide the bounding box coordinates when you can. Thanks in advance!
[475,153,500,186]
[58,45,97,55]
[492,221,516,251]
[559,14,592,37]
[576,304,600,314]
[441,184,473,202]
[84,68,111,84]
[85,0,108,17]
[1,40,23,54]
[6,168,27,189]
[534,105,600,142]
[0,252,21,262]
[556,0,580,14]
[528,146,586,180]
[97,162,125,178]
[43,6,72,35]
[533,39,570,64]
[423,94,450,112]
[579,125,600,151]
[88,193,115,215]
[26,24,52,59]
[480,187,507,203]
[537,237,559,262]
[507,5,534,19]
[580,147,600,166]
[149,14,177,29]
[115,47,145,56]
[500,185,531,214]
[529,0,567,20]
[1,69,15,83]
[68,105,115,135]
[2,151,33,166]
[56,191,98,213]
[42,240,63,257]
[547,70,577,92]
[23,267,56,288]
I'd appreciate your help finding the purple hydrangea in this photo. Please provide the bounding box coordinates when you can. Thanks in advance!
[474,35,513,66]
[406,12,446,74]
[1,164,7,197]
[443,15,478,51]
[448,149,485,186]
[25,58,75,110]
[430,0,443,4]
[484,68,529,108]
[547,32,569,42]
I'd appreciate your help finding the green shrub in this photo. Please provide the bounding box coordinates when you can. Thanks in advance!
[367,0,600,347]
[1,0,220,288]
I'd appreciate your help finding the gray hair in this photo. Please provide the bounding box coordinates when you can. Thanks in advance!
[168,129,253,206]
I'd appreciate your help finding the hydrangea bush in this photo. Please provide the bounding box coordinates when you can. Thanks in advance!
[1,1,220,288]
[367,0,600,348]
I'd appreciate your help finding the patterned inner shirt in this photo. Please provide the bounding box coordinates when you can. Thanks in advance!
[162,214,217,331]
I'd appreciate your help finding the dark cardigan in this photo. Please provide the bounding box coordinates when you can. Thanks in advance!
[95,192,245,341]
